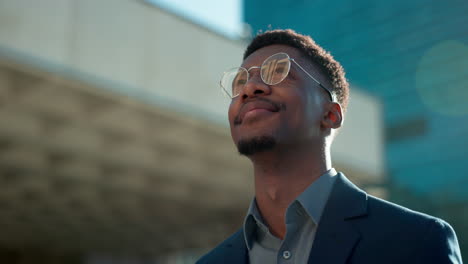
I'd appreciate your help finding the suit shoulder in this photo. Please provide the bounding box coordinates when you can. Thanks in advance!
[356,195,462,262]
[196,229,244,264]
[366,194,443,225]
[420,213,462,263]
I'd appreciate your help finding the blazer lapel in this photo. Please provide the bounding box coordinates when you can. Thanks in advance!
[308,173,368,264]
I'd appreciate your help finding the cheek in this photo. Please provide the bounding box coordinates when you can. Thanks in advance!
[305,98,325,136]
[228,102,237,123]
[291,92,322,130]
[228,104,239,138]
[293,89,310,114]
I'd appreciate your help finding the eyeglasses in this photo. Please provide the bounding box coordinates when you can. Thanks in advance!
[220,52,336,101]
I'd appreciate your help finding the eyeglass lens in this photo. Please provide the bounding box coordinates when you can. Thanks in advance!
[221,53,291,98]
[261,54,290,86]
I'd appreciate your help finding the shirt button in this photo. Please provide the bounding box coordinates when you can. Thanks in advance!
[282,250,291,259]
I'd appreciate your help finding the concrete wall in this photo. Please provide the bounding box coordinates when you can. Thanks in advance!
[0,0,245,125]
[0,0,384,182]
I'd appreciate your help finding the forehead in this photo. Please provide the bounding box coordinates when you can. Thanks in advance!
[241,44,305,68]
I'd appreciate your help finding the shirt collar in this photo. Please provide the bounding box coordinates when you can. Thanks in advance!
[243,198,265,250]
[296,168,338,224]
[242,168,338,250]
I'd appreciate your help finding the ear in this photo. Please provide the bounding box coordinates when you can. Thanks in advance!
[321,102,343,129]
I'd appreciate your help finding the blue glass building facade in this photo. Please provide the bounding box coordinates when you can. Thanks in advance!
[244,0,468,257]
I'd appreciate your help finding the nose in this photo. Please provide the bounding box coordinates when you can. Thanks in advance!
[239,73,272,100]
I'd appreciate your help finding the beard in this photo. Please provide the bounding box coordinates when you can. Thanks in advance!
[236,136,276,156]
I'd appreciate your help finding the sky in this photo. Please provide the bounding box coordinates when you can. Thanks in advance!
[146,0,243,39]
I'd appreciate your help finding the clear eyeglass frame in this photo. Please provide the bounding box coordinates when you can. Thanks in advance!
[219,52,336,102]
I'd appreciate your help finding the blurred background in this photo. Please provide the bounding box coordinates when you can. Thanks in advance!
[0,0,466,263]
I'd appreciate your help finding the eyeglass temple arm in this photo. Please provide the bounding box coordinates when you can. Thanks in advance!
[290,59,336,102]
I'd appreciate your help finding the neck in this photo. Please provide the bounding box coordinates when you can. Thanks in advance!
[250,143,332,239]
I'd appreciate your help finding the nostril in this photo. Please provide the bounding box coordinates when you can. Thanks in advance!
[254,89,264,94]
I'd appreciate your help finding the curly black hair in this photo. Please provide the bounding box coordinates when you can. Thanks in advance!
[244,29,349,111]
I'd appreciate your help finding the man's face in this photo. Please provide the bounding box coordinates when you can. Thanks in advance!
[228,44,331,155]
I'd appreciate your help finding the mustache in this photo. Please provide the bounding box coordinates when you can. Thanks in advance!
[234,98,286,126]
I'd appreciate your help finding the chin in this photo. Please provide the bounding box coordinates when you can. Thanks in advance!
[236,135,277,156]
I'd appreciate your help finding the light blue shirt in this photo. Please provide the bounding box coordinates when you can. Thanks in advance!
[243,168,338,264]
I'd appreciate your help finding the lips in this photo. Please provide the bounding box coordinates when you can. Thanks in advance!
[238,101,279,123]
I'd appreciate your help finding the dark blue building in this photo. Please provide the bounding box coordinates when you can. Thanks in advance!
[244,0,468,257]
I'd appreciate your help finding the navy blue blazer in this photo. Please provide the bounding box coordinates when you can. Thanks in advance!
[197,173,462,264]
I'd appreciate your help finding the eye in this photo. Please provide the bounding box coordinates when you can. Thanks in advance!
[236,79,246,85]
[275,66,285,74]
